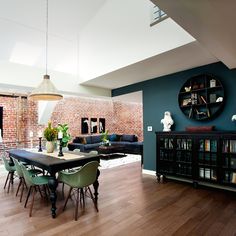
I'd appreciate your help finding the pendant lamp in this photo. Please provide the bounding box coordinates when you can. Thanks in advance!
[29,0,63,101]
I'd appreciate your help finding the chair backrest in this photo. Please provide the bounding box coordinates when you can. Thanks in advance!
[12,158,23,177]
[68,161,99,188]
[20,163,34,187]
[2,155,13,172]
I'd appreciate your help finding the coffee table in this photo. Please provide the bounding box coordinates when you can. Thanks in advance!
[97,145,125,159]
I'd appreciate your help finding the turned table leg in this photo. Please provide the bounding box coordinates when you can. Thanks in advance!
[48,175,58,218]
[93,169,100,208]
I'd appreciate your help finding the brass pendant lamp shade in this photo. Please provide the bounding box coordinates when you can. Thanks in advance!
[29,0,63,101]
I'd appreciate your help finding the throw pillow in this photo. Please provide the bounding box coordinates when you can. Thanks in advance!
[80,137,87,144]
[116,134,122,141]
[73,137,81,143]
[109,134,117,141]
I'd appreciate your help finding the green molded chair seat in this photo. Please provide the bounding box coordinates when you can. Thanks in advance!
[58,161,99,221]
[20,163,50,217]
[2,156,16,193]
[12,158,43,202]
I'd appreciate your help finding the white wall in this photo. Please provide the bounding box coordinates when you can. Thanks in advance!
[78,0,195,82]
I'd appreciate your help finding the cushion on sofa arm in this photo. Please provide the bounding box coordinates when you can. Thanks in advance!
[91,135,102,144]
[121,134,136,142]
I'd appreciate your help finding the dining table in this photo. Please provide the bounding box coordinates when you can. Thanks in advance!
[8,149,100,218]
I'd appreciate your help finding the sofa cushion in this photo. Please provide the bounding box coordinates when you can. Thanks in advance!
[121,134,135,142]
[109,134,117,141]
[91,135,102,144]
[83,143,101,150]
[85,136,92,144]
[73,137,81,143]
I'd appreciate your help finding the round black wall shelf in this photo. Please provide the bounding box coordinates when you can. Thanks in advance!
[178,74,224,121]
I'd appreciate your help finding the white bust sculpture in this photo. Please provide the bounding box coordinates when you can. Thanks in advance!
[161,111,174,132]
[232,114,236,122]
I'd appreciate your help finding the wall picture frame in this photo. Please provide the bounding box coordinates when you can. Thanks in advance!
[90,118,97,134]
[81,118,89,134]
[99,118,105,133]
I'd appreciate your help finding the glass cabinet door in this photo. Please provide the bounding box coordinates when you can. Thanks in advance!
[197,138,218,182]
[175,138,192,177]
[222,139,236,185]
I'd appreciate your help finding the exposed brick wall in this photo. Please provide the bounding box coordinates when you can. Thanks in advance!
[51,97,143,141]
[0,95,143,152]
[0,95,38,150]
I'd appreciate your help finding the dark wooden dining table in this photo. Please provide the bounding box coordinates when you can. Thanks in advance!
[8,149,100,218]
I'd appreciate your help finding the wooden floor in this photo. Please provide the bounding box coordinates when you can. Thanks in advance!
[0,162,236,236]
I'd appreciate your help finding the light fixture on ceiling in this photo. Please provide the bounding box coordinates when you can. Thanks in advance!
[29,0,63,101]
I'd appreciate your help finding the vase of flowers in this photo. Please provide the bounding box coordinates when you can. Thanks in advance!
[44,122,58,153]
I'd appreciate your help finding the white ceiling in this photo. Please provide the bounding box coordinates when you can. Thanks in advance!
[82,41,217,89]
[0,0,106,40]
[0,0,235,100]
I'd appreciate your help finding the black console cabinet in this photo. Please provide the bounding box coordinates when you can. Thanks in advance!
[156,131,236,191]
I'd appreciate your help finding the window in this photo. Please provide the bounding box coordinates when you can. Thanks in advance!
[150,3,168,26]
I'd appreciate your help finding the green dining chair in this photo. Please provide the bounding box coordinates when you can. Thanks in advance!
[20,163,50,217]
[12,158,42,202]
[2,155,16,193]
[58,161,99,221]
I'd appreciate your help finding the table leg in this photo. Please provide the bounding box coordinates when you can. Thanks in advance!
[48,175,58,218]
[93,169,100,208]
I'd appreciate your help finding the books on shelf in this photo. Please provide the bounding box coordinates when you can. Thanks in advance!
[200,95,207,104]
[230,140,236,153]
[205,140,210,151]
[232,173,236,184]
[209,94,216,103]
[221,140,236,153]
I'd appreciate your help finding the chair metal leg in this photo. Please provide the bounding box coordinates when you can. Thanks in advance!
[20,179,25,203]
[43,185,48,199]
[11,172,14,185]
[38,185,43,198]
[75,188,80,221]
[81,188,85,209]
[63,187,72,211]
[88,186,99,212]
[62,182,65,198]
[4,172,10,189]
[24,186,32,208]
[16,177,22,197]
[29,187,36,217]
[7,172,13,193]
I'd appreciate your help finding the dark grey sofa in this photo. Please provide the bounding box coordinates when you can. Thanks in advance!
[67,134,143,155]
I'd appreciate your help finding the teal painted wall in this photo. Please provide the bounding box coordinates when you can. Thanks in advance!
[112,62,236,171]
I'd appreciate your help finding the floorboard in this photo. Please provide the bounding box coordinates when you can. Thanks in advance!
[0,162,236,235]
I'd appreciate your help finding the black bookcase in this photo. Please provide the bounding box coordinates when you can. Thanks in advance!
[156,131,236,191]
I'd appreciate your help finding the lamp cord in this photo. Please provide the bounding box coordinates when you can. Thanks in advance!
[46,0,48,75]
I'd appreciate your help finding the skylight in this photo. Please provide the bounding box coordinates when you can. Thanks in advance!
[150,3,168,26]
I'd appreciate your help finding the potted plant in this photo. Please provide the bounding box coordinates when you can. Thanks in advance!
[44,122,58,153]
[57,123,71,148]
[101,130,110,146]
